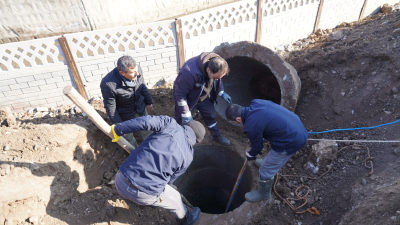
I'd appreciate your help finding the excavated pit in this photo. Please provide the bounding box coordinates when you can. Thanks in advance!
[213,41,301,119]
[173,145,252,214]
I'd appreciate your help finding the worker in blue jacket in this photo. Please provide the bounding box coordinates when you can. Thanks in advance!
[110,115,206,225]
[225,99,308,202]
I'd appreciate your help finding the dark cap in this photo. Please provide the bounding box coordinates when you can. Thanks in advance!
[186,121,206,144]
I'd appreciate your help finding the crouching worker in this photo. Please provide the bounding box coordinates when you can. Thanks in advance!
[225,99,308,202]
[111,115,206,224]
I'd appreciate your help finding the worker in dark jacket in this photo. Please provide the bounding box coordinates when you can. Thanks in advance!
[173,52,232,146]
[225,99,308,202]
[100,55,153,148]
[111,115,206,225]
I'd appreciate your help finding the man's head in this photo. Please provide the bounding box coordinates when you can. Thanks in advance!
[225,104,243,124]
[186,121,206,144]
[117,56,139,80]
[206,57,229,80]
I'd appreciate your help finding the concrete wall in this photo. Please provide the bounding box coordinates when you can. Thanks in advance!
[0,36,75,111]
[318,0,365,30]
[260,0,320,49]
[64,20,178,98]
[0,0,241,44]
[0,0,395,112]
[363,0,399,17]
[180,0,258,60]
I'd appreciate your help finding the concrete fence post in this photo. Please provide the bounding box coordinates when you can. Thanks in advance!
[255,0,263,44]
[175,19,185,69]
[359,0,369,20]
[313,0,325,33]
[58,36,89,100]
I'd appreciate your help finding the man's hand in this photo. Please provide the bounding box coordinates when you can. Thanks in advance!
[146,104,154,111]
[111,125,120,142]
[246,151,257,161]
[182,116,194,125]
[221,92,232,104]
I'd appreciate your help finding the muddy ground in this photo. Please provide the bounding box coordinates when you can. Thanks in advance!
[1,8,400,225]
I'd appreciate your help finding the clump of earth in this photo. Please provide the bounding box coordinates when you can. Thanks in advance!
[1,8,400,225]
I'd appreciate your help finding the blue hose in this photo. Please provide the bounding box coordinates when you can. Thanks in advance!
[308,119,400,134]
[262,119,400,142]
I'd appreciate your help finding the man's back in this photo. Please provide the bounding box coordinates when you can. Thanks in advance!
[242,99,308,154]
[117,116,195,195]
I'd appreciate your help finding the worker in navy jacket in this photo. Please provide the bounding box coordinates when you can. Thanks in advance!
[100,55,153,148]
[111,115,206,225]
[225,99,308,202]
[173,52,232,146]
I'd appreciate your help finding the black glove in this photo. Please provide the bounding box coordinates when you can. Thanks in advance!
[246,151,257,161]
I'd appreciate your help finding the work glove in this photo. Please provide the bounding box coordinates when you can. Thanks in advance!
[246,151,257,161]
[110,125,120,142]
[182,116,194,125]
[221,92,232,104]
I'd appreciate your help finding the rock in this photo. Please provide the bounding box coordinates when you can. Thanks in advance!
[284,44,294,52]
[28,217,38,224]
[275,44,285,52]
[0,164,11,176]
[308,140,338,169]
[381,4,393,13]
[306,195,315,205]
[361,179,367,186]
[0,107,16,127]
[3,145,10,151]
[391,216,397,220]
[103,171,114,180]
[393,148,400,155]
[274,200,281,204]
[327,30,344,41]
[36,107,48,112]
[392,87,399,93]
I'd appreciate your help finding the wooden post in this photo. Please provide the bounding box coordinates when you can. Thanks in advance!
[175,19,185,69]
[255,0,263,44]
[58,36,89,100]
[359,0,369,20]
[313,0,325,33]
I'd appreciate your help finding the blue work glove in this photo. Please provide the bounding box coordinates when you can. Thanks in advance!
[182,116,193,125]
[246,151,257,161]
[221,92,232,104]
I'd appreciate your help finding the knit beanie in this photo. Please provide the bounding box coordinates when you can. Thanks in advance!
[186,121,206,144]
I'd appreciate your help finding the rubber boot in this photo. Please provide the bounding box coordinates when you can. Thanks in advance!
[245,176,274,202]
[212,134,230,145]
[255,158,263,168]
[177,207,201,225]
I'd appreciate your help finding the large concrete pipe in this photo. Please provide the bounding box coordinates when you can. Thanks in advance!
[213,41,301,119]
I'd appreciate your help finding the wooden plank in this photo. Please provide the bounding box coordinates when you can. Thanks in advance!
[175,19,185,69]
[255,0,263,43]
[313,0,325,33]
[359,0,369,20]
[58,36,89,100]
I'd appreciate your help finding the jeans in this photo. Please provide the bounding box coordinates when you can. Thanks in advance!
[114,171,187,219]
[259,149,294,180]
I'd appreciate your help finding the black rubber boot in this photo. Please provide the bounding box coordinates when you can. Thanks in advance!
[245,176,274,202]
[177,207,201,225]
[212,134,230,145]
